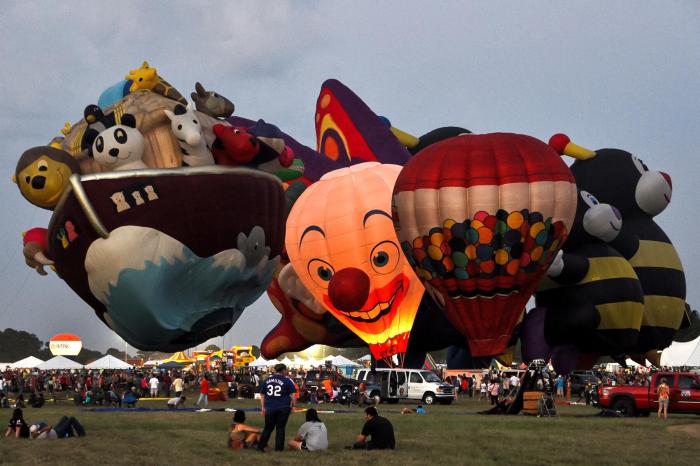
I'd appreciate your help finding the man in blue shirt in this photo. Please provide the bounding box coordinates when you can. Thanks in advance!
[257,363,296,452]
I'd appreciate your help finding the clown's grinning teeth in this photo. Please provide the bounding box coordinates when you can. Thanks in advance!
[342,284,401,323]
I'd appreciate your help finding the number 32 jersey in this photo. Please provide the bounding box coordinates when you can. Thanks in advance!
[260,374,296,412]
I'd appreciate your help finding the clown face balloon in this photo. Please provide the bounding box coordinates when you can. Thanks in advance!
[285,162,424,363]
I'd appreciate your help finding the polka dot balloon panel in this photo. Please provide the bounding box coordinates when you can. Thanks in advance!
[401,209,567,282]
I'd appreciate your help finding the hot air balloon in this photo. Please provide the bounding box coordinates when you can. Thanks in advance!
[551,133,687,365]
[393,133,577,358]
[285,162,424,365]
[49,333,82,356]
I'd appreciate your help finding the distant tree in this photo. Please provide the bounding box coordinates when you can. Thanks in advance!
[105,347,133,360]
[0,328,46,361]
[205,345,220,352]
[73,347,104,365]
[135,350,171,361]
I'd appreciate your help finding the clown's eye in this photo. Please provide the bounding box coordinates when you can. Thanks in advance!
[38,161,48,171]
[307,259,335,289]
[631,156,647,175]
[370,241,400,275]
[373,252,389,267]
[580,190,599,208]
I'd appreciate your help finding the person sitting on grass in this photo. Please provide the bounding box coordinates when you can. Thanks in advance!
[351,406,395,450]
[29,416,86,439]
[5,408,29,438]
[229,409,261,449]
[107,385,120,407]
[167,395,186,409]
[122,386,139,408]
[400,405,426,414]
[288,408,328,451]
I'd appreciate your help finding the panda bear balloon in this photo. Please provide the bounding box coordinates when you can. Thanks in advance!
[83,108,147,172]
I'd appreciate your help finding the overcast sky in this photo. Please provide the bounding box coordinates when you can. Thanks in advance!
[0,1,698,353]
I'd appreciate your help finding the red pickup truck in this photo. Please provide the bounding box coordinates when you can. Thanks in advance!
[596,371,700,416]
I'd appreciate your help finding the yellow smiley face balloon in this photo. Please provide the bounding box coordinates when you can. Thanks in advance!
[286,162,424,363]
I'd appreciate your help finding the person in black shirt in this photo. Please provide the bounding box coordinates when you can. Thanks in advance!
[352,406,395,450]
[4,408,29,438]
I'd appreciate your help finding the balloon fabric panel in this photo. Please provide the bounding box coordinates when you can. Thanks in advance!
[393,133,576,357]
[286,162,424,363]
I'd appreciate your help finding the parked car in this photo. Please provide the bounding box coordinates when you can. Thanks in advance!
[569,373,600,399]
[303,370,361,391]
[596,371,700,416]
[354,368,454,405]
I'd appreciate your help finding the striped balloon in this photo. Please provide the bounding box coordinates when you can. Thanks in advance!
[393,133,577,357]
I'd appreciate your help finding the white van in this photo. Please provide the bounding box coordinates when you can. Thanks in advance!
[354,368,454,405]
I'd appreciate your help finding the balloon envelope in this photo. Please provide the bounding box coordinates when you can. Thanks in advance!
[49,333,82,356]
[393,133,577,357]
[286,162,424,362]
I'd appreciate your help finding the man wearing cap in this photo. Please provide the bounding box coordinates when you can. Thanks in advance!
[257,363,296,452]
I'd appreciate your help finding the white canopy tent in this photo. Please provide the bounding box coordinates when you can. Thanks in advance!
[249,357,276,368]
[358,354,372,362]
[279,356,294,366]
[36,356,83,370]
[84,355,132,370]
[304,357,323,367]
[10,356,44,368]
[328,355,361,367]
[661,336,700,366]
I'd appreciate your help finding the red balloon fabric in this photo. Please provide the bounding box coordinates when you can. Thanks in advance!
[393,133,577,357]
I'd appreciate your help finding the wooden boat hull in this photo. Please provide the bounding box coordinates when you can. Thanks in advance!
[47,167,285,351]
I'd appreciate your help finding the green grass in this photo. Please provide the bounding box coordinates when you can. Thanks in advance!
[0,395,698,465]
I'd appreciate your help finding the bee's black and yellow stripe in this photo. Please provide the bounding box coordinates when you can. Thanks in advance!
[625,220,686,352]
[536,243,644,354]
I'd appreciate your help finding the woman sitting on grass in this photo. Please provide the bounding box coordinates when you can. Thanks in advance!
[5,408,29,438]
[229,410,261,449]
[288,408,328,451]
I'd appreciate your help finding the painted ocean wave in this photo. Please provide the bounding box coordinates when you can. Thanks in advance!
[85,225,279,349]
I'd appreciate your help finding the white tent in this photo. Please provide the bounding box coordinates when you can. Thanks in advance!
[36,356,83,370]
[250,357,274,368]
[143,360,163,367]
[329,355,361,367]
[661,336,700,366]
[304,358,323,367]
[279,356,294,366]
[358,354,372,362]
[10,356,44,368]
[84,355,132,370]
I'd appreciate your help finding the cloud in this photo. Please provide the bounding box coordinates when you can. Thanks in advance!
[0,1,698,352]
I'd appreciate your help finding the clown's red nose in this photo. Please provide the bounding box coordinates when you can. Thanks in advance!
[328,267,370,312]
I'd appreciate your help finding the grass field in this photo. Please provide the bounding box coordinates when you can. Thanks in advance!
[0,395,698,465]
